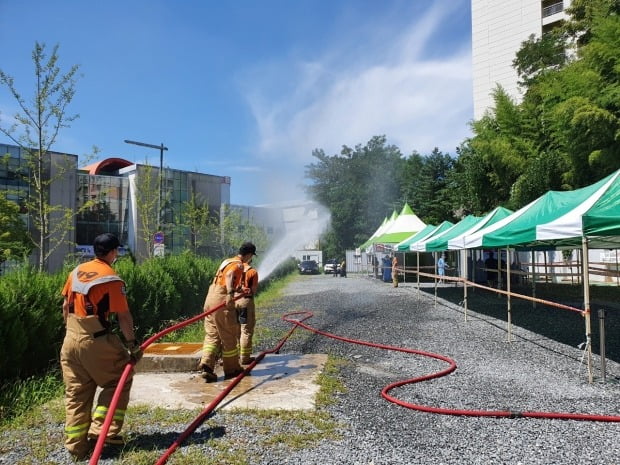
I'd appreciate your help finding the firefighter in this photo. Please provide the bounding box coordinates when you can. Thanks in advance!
[60,233,141,460]
[236,258,259,365]
[198,242,257,382]
[392,254,399,287]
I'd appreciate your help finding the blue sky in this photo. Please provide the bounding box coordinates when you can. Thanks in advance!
[0,0,473,206]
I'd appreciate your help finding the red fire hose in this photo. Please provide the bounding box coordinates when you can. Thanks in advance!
[90,307,620,465]
[89,299,234,464]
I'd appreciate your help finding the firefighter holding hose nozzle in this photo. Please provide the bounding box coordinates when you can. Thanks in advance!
[198,242,257,382]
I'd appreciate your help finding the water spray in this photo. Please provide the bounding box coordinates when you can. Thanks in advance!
[257,203,331,280]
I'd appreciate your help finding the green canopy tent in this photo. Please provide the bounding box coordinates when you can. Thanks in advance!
[425,215,484,252]
[457,169,620,382]
[396,224,437,251]
[359,210,398,251]
[372,204,426,245]
[460,170,620,250]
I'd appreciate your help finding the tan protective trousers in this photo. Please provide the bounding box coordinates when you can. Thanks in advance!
[60,315,133,458]
[199,284,242,375]
[236,297,256,360]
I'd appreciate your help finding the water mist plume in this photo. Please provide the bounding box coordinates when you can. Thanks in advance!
[257,203,331,280]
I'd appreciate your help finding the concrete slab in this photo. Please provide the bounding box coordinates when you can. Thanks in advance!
[129,353,327,411]
[137,342,203,373]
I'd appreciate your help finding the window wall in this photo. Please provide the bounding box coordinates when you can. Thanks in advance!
[76,173,129,246]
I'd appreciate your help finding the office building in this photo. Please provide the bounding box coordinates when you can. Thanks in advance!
[471,0,571,119]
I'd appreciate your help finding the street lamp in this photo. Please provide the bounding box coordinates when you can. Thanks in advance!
[124,139,168,229]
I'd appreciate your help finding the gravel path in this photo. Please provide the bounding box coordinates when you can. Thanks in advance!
[2,273,620,464]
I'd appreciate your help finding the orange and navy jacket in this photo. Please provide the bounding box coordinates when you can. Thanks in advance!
[213,256,244,290]
[62,258,129,320]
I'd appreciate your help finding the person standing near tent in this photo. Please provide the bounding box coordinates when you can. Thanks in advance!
[392,254,399,287]
[485,251,499,288]
[198,242,257,382]
[236,257,259,365]
[437,253,448,283]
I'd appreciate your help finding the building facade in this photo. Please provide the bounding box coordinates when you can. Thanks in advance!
[471,0,571,119]
[1,143,232,270]
[1,142,327,272]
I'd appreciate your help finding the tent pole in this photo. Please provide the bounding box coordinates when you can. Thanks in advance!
[464,250,469,321]
[616,250,619,287]
[416,251,420,301]
[506,247,513,342]
[531,250,537,309]
[581,237,594,384]
[434,252,438,309]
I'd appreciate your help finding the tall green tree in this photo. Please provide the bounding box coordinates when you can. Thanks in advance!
[305,135,404,257]
[406,148,456,224]
[0,42,81,271]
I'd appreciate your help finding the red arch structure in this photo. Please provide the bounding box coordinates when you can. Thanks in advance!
[83,157,133,175]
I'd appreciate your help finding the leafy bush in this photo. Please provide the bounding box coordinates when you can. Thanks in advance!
[0,253,218,383]
[0,266,65,380]
[0,253,294,384]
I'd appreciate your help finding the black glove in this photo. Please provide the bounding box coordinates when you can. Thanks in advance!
[127,340,143,363]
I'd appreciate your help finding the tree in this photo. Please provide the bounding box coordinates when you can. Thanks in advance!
[132,162,160,260]
[0,191,32,267]
[513,31,568,88]
[0,42,81,271]
[304,135,405,256]
[408,148,456,224]
[219,206,268,257]
[178,191,218,255]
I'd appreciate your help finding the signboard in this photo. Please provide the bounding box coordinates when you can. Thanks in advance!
[153,231,164,244]
[153,243,165,257]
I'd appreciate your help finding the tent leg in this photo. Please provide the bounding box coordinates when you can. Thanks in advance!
[416,251,420,301]
[462,249,468,321]
[434,252,438,309]
[506,247,513,342]
[531,250,537,309]
[581,237,593,384]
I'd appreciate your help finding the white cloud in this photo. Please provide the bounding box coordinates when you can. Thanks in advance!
[243,2,472,166]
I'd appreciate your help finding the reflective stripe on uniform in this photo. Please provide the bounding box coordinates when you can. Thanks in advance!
[222,347,239,358]
[202,342,219,355]
[65,422,89,439]
[71,268,124,295]
[93,405,126,422]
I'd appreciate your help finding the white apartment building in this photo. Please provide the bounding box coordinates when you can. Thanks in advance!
[471,0,571,120]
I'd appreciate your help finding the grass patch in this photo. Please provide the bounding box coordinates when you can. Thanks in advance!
[116,443,250,465]
[0,371,64,426]
[315,356,348,407]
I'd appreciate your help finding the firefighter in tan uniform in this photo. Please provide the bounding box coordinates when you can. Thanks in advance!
[198,242,257,382]
[392,255,399,287]
[60,233,141,460]
[236,260,259,365]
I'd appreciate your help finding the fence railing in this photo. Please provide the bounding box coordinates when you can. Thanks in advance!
[542,1,564,18]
